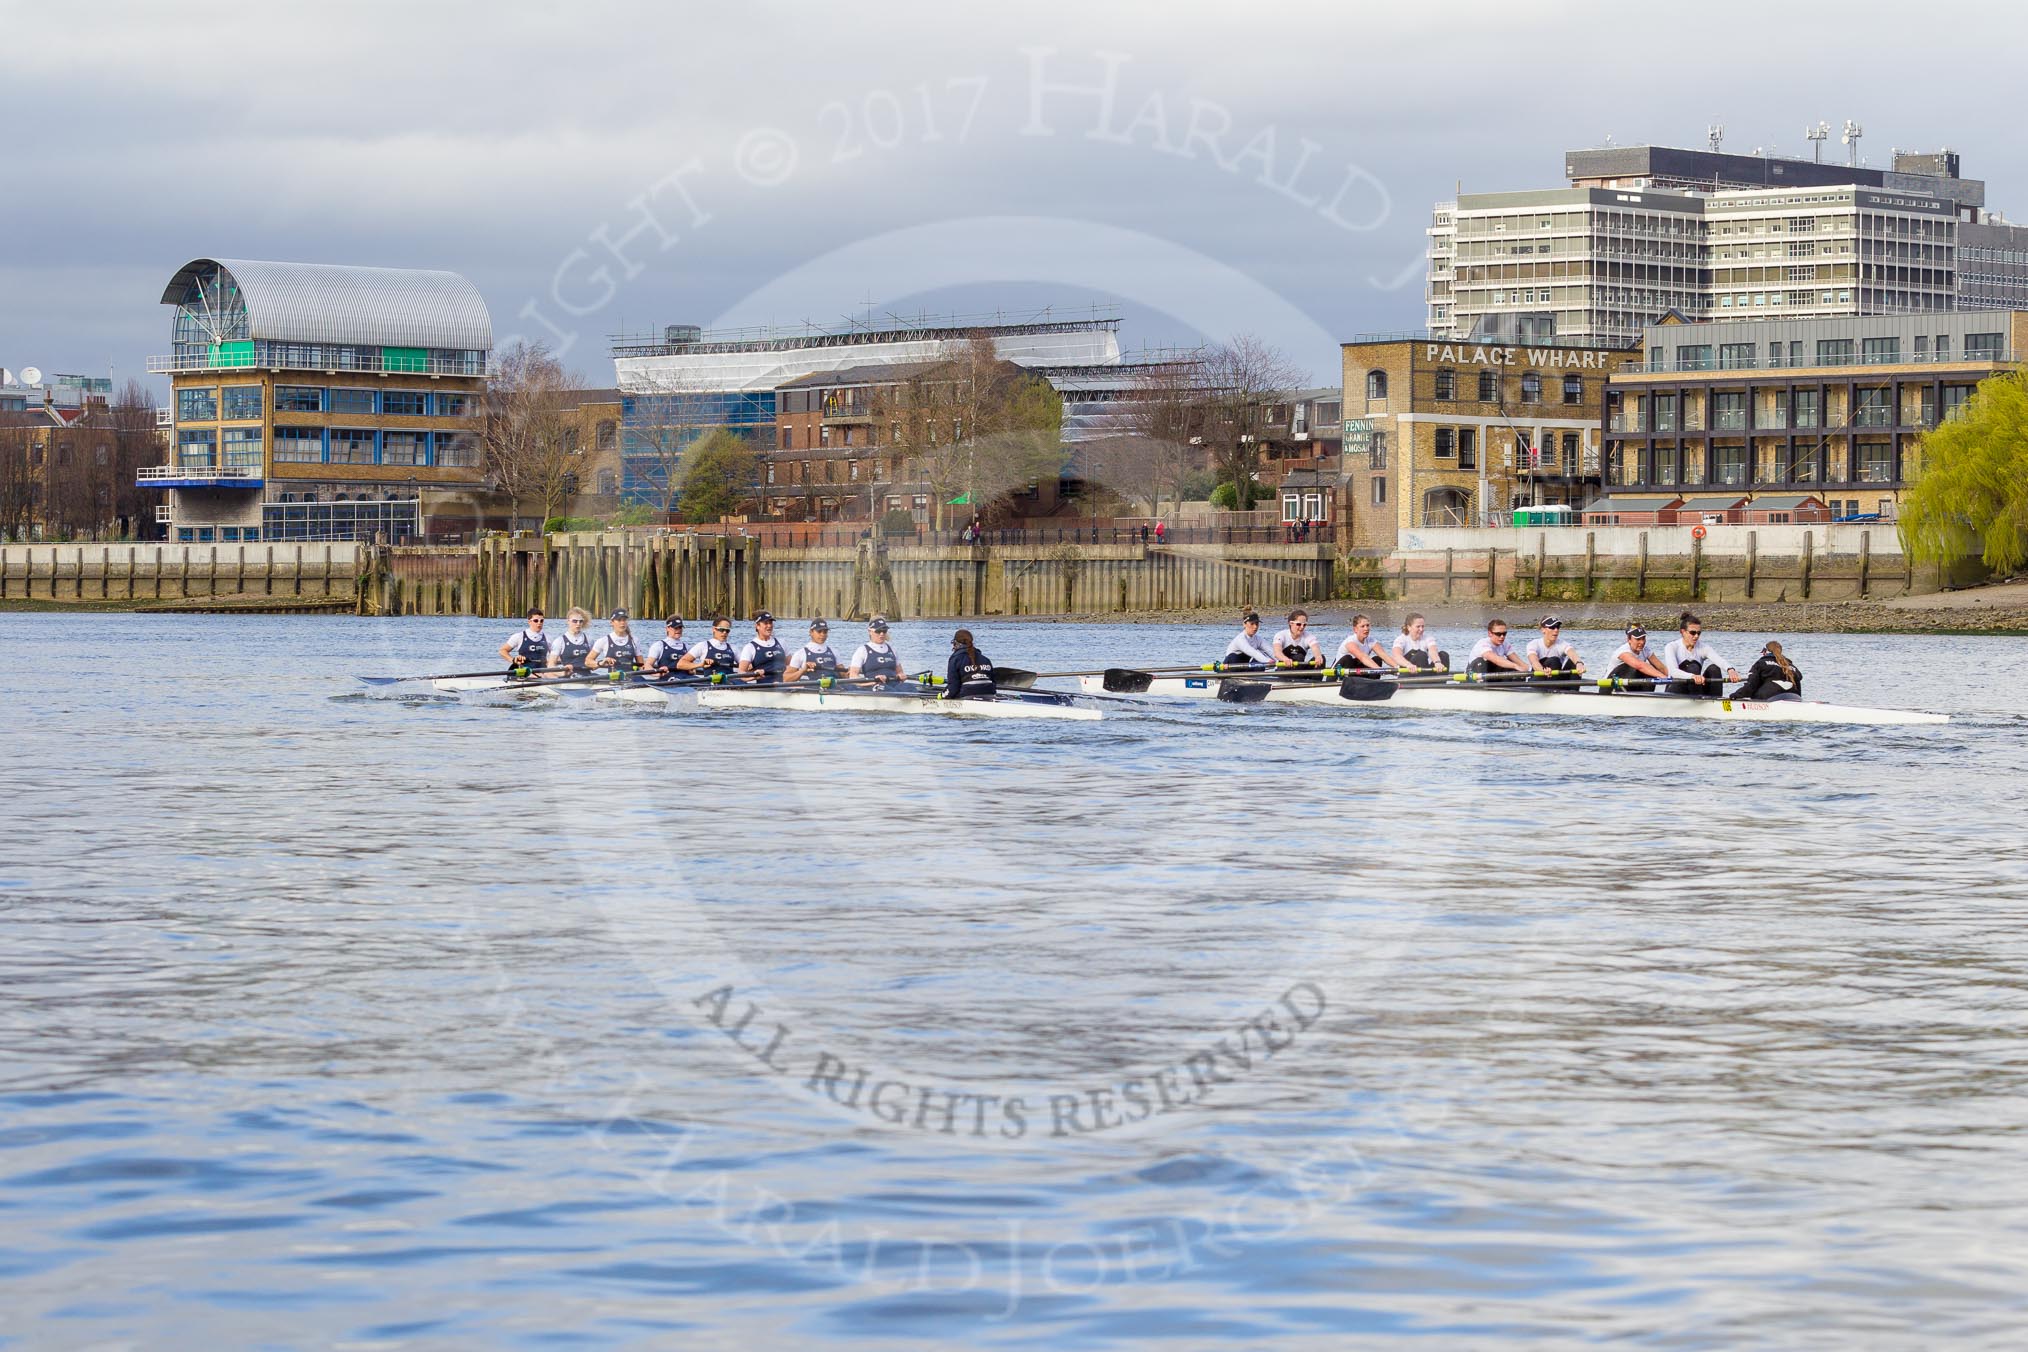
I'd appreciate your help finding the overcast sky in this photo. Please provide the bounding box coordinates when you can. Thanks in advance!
[5,0,2026,394]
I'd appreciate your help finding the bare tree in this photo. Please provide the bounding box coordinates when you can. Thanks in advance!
[480,341,586,530]
[1197,335,1307,511]
[883,336,1064,529]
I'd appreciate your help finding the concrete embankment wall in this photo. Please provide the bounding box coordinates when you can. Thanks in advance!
[0,541,362,606]
[1364,524,1967,606]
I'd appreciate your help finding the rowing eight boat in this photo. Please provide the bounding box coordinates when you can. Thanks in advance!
[1076,673,1947,725]
[696,685,1100,720]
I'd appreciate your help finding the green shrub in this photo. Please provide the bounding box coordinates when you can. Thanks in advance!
[1209,481,1238,509]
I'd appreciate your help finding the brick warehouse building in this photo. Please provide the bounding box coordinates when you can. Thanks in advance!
[1340,336,1640,548]
[143,258,493,542]
[1601,310,2028,519]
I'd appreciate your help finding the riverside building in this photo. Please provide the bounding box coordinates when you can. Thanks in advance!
[1601,311,2028,519]
[1341,336,1640,548]
[1427,143,2028,348]
[142,258,493,543]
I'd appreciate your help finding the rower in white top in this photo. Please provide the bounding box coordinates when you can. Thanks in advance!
[1659,610,1741,698]
[643,616,691,681]
[1607,624,1669,681]
[1391,613,1448,672]
[1523,615,1585,678]
[785,618,842,682]
[498,608,557,676]
[680,616,740,676]
[1268,609,1325,668]
[737,611,789,684]
[551,607,597,675]
[1223,611,1276,667]
[1334,613,1401,675]
[590,609,641,673]
[847,615,908,685]
[1465,618,1530,676]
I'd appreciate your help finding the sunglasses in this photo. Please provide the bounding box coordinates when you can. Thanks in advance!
[1684,629,1702,637]
[713,627,731,635]
[1490,630,1508,638]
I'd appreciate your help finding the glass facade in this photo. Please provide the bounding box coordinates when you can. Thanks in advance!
[263,498,419,543]
[620,390,775,504]
[221,385,263,420]
[178,387,218,422]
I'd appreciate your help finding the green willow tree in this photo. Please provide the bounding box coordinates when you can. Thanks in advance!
[1900,372,2028,572]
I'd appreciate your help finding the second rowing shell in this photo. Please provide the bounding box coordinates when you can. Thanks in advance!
[1077,674,1948,726]
[696,686,1100,721]
[432,675,671,707]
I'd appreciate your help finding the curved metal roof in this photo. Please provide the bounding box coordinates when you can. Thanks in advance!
[160,258,493,352]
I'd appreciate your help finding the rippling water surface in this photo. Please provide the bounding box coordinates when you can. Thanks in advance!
[3,612,2026,1347]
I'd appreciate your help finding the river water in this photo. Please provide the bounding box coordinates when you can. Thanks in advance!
[3,612,2025,1348]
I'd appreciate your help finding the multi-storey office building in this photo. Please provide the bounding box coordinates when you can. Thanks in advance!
[611,315,1121,509]
[1601,311,2028,518]
[1427,144,2028,346]
[142,258,492,543]
[1341,336,1640,548]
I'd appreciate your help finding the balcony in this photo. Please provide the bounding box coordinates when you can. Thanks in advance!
[137,459,264,489]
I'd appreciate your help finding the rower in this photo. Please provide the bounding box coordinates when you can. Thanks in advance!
[591,609,641,673]
[498,608,555,677]
[1465,618,1530,676]
[644,615,690,681]
[847,615,906,685]
[944,628,996,700]
[1223,611,1275,668]
[1268,608,1325,669]
[1391,613,1448,672]
[679,616,740,676]
[1660,611,1741,698]
[785,619,841,682]
[1524,616,1585,677]
[737,610,789,684]
[552,607,596,675]
[1732,640,1804,702]
[1333,613,1394,675]
[1607,624,1668,681]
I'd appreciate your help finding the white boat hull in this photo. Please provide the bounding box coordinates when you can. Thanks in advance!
[697,686,1099,721]
[1079,674,1947,726]
[431,675,673,707]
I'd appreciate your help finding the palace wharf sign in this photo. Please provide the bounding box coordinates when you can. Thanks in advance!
[1424,344,1614,369]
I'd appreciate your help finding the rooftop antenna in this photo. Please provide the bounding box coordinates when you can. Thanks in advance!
[1842,119,1864,167]
[1807,121,1829,162]
[1707,123,1724,153]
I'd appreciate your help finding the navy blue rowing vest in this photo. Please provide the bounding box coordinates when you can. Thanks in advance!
[799,644,839,677]
[747,636,787,683]
[702,638,737,673]
[859,644,900,678]
[556,630,593,673]
[604,634,639,670]
[510,631,549,671]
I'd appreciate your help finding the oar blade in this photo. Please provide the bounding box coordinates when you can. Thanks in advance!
[1103,668,1155,694]
[1216,679,1271,704]
[1337,674,1398,702]
[992,667,1037,691]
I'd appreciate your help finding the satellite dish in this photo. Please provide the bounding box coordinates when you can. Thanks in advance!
[19,366,41,386]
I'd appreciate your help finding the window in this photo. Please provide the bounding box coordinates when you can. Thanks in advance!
[221,386,263,420]
[381,390,427,417]
[595,420,616,451]
[381,431,427,465]
[1817,339,1855,366]
[177,387,218,422]
[273,427,324,463]
[438,393,472,418]
[1966,331,2005,360]
[1434,369,1456,400]
[1371,477,1387,505]
[1854,388,1893,428]
[1369,430,1387,470]
[1678,345,1712,371]
[1714,445,1748,485]
[1562,374,1582,404]
[1653,394,1678,432]
[1856,442,1893,483]
[1520,373,1542,403]
[1561,432,1579,473]
[1458,428,1477,471]
[436,432,478,468]
[222,427,263,467]
[1718,343,1755,370]
[1935,335,1951,362]
[1913,335,1930,359]
[1434,426,1455,457]
[597,470,617,495]
[329,429,376,465]
[1654,448,1678,485]
[1793,390,1821,428]
[220,527,240,543]
[781,427,794,449]
[328,388,376,415]
[1791,449,1818,483]
[1477,370,1498,402]
[176,429,217,466]
[1365,370,1388,400]
[275,385,322,413]
[1710,392,1745,431]
[1862,337,1899,365]
[1941,385,1973,420]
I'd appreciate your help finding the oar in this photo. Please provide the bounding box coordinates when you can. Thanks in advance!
[1338,672,1595,702]
[358,667,556,686]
